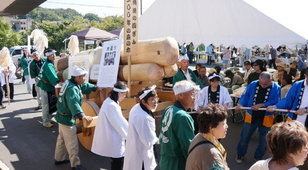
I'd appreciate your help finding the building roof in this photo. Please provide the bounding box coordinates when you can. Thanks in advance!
[0,0,46,16]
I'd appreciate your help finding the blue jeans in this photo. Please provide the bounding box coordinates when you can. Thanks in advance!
[237,120,270,160]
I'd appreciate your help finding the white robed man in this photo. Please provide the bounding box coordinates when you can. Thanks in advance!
[123,85,159,170]
[91,82,129,170]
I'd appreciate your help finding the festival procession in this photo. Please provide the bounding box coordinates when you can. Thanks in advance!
[1,0,308,170]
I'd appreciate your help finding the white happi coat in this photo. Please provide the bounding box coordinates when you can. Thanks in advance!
[0,62,16,86]
[123,103,158,170]
[194,85,232,110]
[91,97,128,158]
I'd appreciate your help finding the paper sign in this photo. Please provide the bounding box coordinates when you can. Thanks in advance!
[97,39,122,87]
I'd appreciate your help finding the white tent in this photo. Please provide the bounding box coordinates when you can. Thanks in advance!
[139,0,306,48]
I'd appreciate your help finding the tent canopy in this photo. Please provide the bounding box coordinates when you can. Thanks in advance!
[67,27,118,40]
[109,28,123,36]
[139,0,306,48]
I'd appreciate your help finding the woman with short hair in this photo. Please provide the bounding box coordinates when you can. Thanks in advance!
[249,120,308,170]
[186,103,229,170]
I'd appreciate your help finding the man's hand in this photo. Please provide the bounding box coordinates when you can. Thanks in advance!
[235,104,243,110]
[82,116,93,122]
[251,103,264,111]
[295,108,306,116]
[266,105,277,112]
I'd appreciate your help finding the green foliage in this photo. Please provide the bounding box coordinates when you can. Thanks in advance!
[27,7,82,23]
[84,13,101,22]
[0,17,21,48]
[89,15,124,31]
[35,20,86,52]
[4,7,125,52]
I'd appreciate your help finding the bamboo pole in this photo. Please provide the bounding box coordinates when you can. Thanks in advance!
[5,73,10,105]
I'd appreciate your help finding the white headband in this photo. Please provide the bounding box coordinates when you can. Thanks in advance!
[139,85,156,100]
[45,50,56,56]
[173,84,200,95]
[32,51,39,56]
[113,87,129,93]
[209,74,221,80]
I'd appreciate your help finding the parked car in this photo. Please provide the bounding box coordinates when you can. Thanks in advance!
[9,46,27,65]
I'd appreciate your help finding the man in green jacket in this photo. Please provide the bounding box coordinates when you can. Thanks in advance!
[30,49,47,110]
[159,80,199,170]
[20,48,36,96]
[172,56,204,89]
[37,49,60,128]
[54,66,101,170]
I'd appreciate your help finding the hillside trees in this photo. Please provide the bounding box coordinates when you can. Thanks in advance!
[0,17,21,48]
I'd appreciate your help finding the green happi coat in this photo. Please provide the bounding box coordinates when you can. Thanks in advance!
[20,55,31,76]
[37,59,59,92]
[29,57,47,79]
[55,79,95,126]
[159,101,195,170]
[172,68,204,89]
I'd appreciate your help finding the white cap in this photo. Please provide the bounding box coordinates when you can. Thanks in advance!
[173,80,200,95]
[178,55,189,62]
[72,66,87,76]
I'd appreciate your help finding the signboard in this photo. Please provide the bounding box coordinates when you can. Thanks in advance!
[97,39,122,87]
[68,54,90,82]
[124,0,138,56]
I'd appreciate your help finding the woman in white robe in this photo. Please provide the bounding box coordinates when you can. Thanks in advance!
[91,82,129,170]
[123,85,158,170]
[195,73,232,111]
[1,61,16,101]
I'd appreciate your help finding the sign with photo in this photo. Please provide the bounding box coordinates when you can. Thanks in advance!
[97,39,122,87]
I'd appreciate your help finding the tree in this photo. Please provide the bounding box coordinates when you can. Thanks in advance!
[0,17,21,48]
[35,20,86,53]
[84,13,101,22]
[90,15,124,31]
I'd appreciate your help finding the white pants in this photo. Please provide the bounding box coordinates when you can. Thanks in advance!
[35,81,41,107]
[24,75,32,93]
[40,89,51,125]
[54,123,80,168]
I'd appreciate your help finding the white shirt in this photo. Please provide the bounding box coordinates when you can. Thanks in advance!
[0,62,16,85]
[91,97,128,158]
[182,69,192,81]
[297,79,308,125]
[244,67,253,82]
[194,85,233,110]
[123,104,158,170]
[249,158,298,170]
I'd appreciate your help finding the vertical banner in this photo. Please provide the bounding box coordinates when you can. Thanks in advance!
[124,0,139,96]
[97,39,122,87]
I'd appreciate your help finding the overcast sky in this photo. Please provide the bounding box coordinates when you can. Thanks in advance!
[40,0,308,39]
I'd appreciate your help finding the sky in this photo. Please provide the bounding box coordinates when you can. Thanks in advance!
[40,0,308,40]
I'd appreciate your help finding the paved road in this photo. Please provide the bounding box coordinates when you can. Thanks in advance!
[0,65,268,170]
